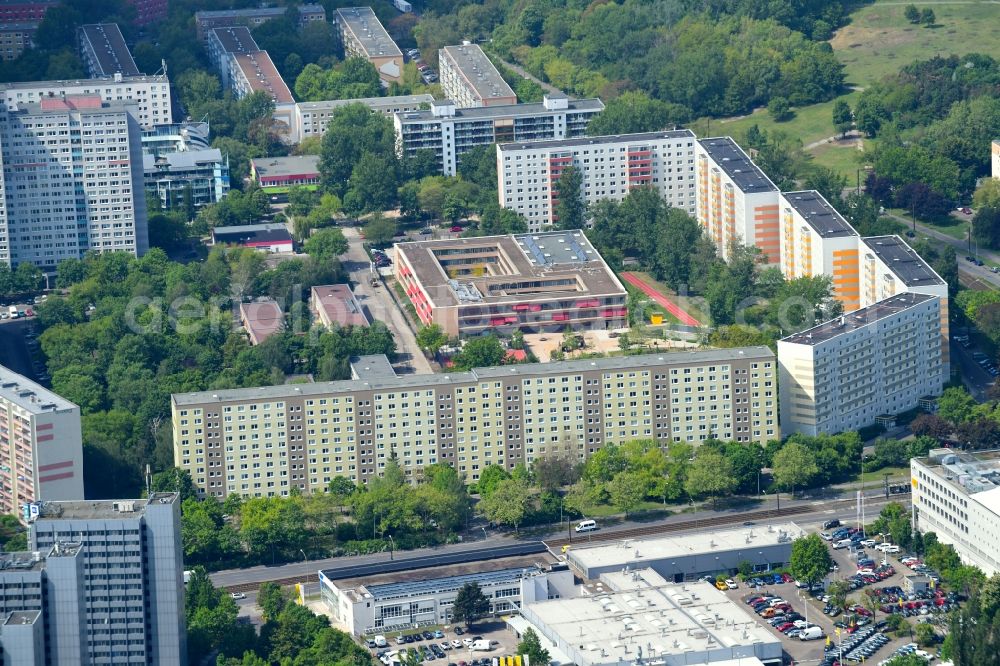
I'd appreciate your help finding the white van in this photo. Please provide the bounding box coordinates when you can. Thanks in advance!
[375,635,387,648]
[833,539,852,550]
[575,520,598,533]
[471,640,493,652]
[799,626,824,641]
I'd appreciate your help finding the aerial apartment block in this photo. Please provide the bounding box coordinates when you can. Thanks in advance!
[143,148,230,211]
[0,0,56,23]
[0,365,83,516]
[778,190,861,312]
[0,23,38,61]
[289,94,433,143]
[395,94,604,176]
[127,0,169,25]
[394,231,628,336]
[695,137,781,264]
[206,26,260,88]
[205,26,295,128]
[0,96,149,269]
[172,347,777,497]
[497,130,697,232]
[778,292,944,437]
[439,43,517,108]
[335,7,403,83]
[27,494,186,665]
[195,4,326,39]
[0,74,172,127]
[77,23,141,78]
[912,448,1000,577]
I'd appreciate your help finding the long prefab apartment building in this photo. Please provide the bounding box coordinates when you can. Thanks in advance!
[172,347,777,498]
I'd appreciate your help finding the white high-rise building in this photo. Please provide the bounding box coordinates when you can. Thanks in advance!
[497,130,697,232]
[778,292,945,437]
[0,75,172,128]
[0,95,149,269]
[0,365,83,516]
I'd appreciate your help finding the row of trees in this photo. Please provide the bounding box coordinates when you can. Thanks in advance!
[912,385,1000,450]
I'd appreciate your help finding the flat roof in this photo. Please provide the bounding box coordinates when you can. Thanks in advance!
[440,43,515,102]
[31,494,177,522]
[782,190,856,238]
[398,98,604,123]
[0,74,167,91]
[143,148,224,172]
[500,129,696,152]
[79,23,140,77]
[209,26,259,54]
[350,355,397,381]
[196,4,324,20]
[697,137,777,193]
[780,292,937,346]
[368,566,539,601]
[335,7,401,58]
[861,235,945,287]
[567,522,803,573]
[314,284,370,328]
[526,568,778,663]
[0,364,78,413]
[298,94,433,112]
[4,610,41,625]
[251,155,320,178]
[240,300,284,344]
[213,223,292,245]
[915,449,1000,498]
[233,52,294,104]
[394,231,625,308]
[172,347,774,406]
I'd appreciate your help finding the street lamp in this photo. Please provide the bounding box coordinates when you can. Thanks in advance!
[300,549,307,561]
[388,534,395,560]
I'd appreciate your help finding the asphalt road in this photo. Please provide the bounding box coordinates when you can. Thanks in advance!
[342,227,432,375]
[900,216,1000,287]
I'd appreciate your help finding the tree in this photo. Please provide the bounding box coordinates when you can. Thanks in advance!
[910,413,952,440]
[768,96,792,122]
[915,622,936,647]
[553,165,584,231]
[479,478,529,531]
[607,470,645,517]
[451,582,490,628]
[319,104,395,196]
[921,8,936,26]
[904,4,920,23]
[476,465,511,497]
[363,215,397,248]
[518,628,551,666]
[684,449,737,508]
[790,534,833,587]
[772,443,819,497]
[345,153,398,215]
[532,454,580,492]
[586,90,690,136]
[827,580,851,610]
[415,324,448,355]
[451,336,506,370]
[303,228,348,259]
[832,99,853,137]
[257,582,288,622]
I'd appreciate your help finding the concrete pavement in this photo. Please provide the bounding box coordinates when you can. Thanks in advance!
[342,227,432,375]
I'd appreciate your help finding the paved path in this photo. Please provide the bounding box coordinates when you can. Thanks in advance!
[621,272,701,326]
[490,54,563,96]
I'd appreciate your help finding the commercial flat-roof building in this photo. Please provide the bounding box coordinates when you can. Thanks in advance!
[335,7,403,83]
[212,223,294,254]
[143,148,230,211]
[240,300,285,345]
[393,231,628,336]
[28,494,185,665]
[498,130,697,232]
[0,96,149,269]
[77,23,140,78]
[320,552,574,635]
[912,449,1000,576]
[695,137,780,264]
[439,43,516,108]
[290,94,433,143]
[0,74,172,128]
[0,543,85,665]
[0,366,83,515]
[172,347,777,497]
[251,155,321,191]
[565,522,803,581]
[312,284,370,329]
[395,95,604,176]
[195,4,326,39]
[521,568,783,666]
[778,292,944,436]
[779,190,861,312]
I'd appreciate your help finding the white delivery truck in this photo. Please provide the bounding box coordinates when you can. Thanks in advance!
[471,640,493,652]
[375,635,388,648]
[799,626,824,641]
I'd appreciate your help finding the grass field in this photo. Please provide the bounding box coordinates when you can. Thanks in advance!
[832,1,1000,87]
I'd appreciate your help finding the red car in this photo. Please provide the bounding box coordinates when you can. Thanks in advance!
[781,573,793,583]
[24,308,33,317]
[775,622,794,633]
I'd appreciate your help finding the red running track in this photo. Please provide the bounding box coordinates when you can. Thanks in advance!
[621,272,701,326]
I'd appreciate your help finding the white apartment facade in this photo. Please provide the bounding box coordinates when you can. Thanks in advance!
[439,43,517,108]
[289,94,433,144]
[0,366,83,515]
[778,190,861,312]
[0,96,149,269]
[335,7,403,83]
[497,130,697,232]
[695,137,780,263]
[0,75,172,128]
[912,449,1000,577]
[778,292,944,437]
[395,95,604,176]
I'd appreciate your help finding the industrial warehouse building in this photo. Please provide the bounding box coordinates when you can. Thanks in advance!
[565,522,803,582]
[520,568,782,666]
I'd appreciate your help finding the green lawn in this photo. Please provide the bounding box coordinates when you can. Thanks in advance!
[832,1,1000,87]
[808,140,867,181]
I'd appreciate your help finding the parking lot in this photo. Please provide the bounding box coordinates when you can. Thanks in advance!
[369,620,520,666]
